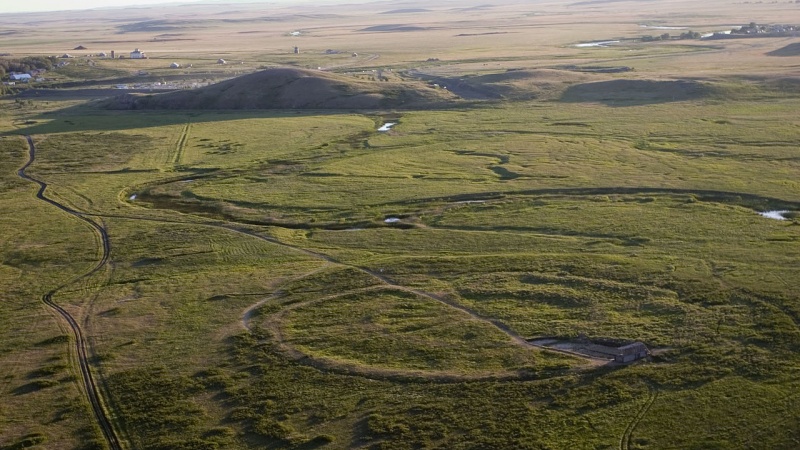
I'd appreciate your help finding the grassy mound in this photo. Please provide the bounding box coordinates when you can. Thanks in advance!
[560,78,713,105]
[106,67,456,110]
[467,69,596,100]
[767,42,800,57]
[408,69,596,101]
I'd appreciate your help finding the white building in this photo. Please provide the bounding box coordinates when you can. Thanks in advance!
[10,74,32,82]
[130,48,145,59]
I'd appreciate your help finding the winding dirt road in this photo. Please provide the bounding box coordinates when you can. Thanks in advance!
[17,136,123,450]
[620,385,658,450]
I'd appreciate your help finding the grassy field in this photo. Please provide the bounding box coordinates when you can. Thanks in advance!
[1,0,800,449]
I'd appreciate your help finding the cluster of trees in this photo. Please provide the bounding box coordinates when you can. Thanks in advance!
[0,56,58,78]
[641,31,702,42]
[679,31,703,39]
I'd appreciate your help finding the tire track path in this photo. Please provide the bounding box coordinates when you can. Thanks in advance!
[17,136,123,450]
[219,225,610,367]
[620,385,658,450]
[173,122,191,166]
[80,205,610,370]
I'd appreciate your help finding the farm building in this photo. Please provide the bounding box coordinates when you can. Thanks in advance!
[170,62,181,68]
[614,342,649,363]
[10,73,32,82]
[130,48,146,59]
[217,58,227,65]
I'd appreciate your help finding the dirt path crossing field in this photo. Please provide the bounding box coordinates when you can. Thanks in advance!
[18,136,123,450]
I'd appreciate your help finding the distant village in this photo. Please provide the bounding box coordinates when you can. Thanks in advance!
[1,46,231,89]
[704,22,799,39]
[638,22,798,43]
[2,21,797,88]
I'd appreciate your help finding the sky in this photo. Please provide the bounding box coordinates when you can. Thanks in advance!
[0,0,340,14]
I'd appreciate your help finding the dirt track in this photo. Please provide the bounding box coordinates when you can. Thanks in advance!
[17,136,122,450]
[15,133,612,429]
[224,223,611,379]
[620,385,658,450]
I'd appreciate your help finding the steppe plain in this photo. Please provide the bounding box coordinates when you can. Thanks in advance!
[1,0,800,448]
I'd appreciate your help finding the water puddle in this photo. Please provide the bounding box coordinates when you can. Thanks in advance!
[378,123,396,132]
[759,210,790,220]
[575,40,620,48]
[639,25,687,30]
[384,217,401,223]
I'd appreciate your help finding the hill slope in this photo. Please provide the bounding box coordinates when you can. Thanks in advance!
[107,67,457,110]
[767,42,800,57]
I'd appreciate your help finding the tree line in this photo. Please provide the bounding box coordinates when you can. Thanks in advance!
[0,56,58,78]
[641,31,702,42]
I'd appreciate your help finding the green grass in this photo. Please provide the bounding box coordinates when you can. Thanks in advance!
[2,8,800,447]
[0,136,105,449]
[115,100,800,232]
[277,287,570,375]
[635,376,800,449]
[3,94,799,448]
[5,94,799,447]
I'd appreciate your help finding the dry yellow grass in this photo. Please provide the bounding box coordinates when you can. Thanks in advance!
[1,0,797,80]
